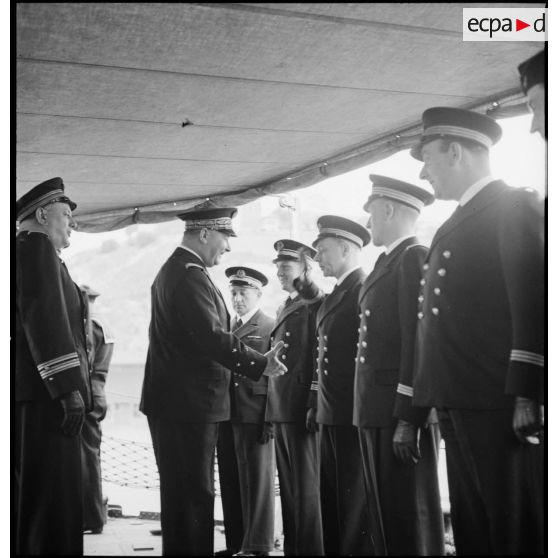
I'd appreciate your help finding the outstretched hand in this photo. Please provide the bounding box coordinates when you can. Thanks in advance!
[263,341,287,377]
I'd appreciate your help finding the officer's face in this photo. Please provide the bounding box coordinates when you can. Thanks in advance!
[230,285,260,317]
[526,84,546,141]
[314,237,344,278]
[204,230,231,267]
[42,201,77,250]
[419,140,454,200]
[276,261,302,292]
[365,199,389,247]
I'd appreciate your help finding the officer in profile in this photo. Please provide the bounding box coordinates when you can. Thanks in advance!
[266,240,324,556]
[518,47,546,141]
[225,266,276,557]
[355,175,444,555]
[140,207,286,556]
[295,216,374,556]
[80,284,115,535]
[410,107,544,555]
[15,177,92,555]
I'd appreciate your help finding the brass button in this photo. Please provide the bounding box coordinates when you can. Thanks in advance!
[359,356,365,363]
[437,268,446,277]
[361,341,367,348]
[418,311,424,319]
[234,382,239,387]
[443,250,452,259]
[432,307,439,316]
[282,355,287,360]
[365,309,371,317]
[418,295,424,302]
[324,370,328,376]
[434,287,441,295]
[420,278,426,286]
[286,332,291,337]
[423,263,429,271]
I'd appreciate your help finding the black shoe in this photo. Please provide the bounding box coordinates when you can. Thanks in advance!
[83,526,103,534]
[215,550,240,556]
[234,552,269,557]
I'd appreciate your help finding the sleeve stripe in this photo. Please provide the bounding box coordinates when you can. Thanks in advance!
[396,383,413,397]
[510,350,544,367]
[39,358,81,379]
[37,352,79,371]
[310,381,319,391]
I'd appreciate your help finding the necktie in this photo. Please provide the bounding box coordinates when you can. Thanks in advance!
[373,252,387,271]
[284,296,293,308]
[234,317,243,330]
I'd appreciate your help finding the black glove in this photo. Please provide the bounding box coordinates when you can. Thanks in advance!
[258,422,275,444]
[292,248,320,299]
[306,408,319,434]
[393,419,421,465]
[60,390,86,437]
[513,396,542,444]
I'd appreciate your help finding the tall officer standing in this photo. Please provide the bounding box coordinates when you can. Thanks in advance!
[15,177,92,555]
[296,216,374,556]
[225,266,276,557]
[410,107,545,555]
[80,284,115,535]
[140,208,286,556]
[266,240,324,556]
[354,175,445,555]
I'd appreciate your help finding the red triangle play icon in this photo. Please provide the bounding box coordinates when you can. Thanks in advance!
[516,19,530,31]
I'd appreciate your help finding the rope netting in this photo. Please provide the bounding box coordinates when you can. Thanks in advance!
[100,435,280,495]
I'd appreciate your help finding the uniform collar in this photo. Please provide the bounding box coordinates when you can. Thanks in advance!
[385,234,415,255]
[235,306,259,324]
[177,244,204,264]
[459,175,494,206]
[336,265,360,286]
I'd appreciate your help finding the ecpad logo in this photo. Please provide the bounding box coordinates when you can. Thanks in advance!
[463,8,547,41]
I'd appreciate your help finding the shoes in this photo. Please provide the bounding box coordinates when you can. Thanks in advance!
[234,552,269,556]
[83,526,103,534]
[214,549,240,556]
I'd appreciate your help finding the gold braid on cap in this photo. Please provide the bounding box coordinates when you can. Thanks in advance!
[184,217,232,231]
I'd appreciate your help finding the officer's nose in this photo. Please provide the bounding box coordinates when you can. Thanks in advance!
[419,165,428,181]
[224,237,231,252]
[366,216,372,229]
[69,216,78,230]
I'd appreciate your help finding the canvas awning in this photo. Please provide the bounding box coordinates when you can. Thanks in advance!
[16,3,543,232]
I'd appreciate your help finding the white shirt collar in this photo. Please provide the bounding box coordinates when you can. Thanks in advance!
[459,175,494,206]
[236,306,259,324]
[178,245,204,263]
[385,234,415,255]
[288,290,299,300]
[336,265,360,286]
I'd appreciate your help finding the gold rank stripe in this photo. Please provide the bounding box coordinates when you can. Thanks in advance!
[396,383,414,397]
[38,352,80,379]
[510,350,544,367]
[310,381,319,391]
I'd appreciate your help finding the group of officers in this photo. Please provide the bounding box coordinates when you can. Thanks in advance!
[14,48,545,556]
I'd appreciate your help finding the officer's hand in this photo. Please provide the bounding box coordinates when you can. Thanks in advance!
[513,396,542,444]
[263,341,287,377]
[306,408,319,434]
[60,390,86,437]
[258,422,275,444]
[392,419,421,465]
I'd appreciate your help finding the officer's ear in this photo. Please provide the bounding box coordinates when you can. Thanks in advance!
[447,141,463,165]
[198,227,210,244]
[35,206,49,225]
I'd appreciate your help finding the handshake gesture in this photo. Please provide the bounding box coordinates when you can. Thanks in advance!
[263,341,288,378]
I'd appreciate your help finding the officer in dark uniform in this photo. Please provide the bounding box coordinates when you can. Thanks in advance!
[80,284,115,535]
[410,107,544,555]
[518,47,547,141]
[225,266,275,556]
[266,240,324,556]
[296,216,374,556]
[15,177,92,555]
[140,207,286,556]
[354,175,444,555]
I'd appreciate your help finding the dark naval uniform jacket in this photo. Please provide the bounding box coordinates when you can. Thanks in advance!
[265,295,317,423]
[231,309,275,423]
[16,231,92,406]
[354,237,431,428]
[305,268,366,425]
[413,181,544,408]
[140,247,268,423]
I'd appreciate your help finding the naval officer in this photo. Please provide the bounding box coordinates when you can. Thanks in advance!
[226,266,276,557]
[354,175,445,555]
[140,207,286,556]
[266,240,324,556]
[410,107,544,555]
[518,47,547,142]
[295,216,374,556]
[16,177,92,555]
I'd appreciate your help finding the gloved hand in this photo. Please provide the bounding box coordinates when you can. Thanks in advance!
[513,396,542,444]
[258,422,275,444]
[306,408,319,434]
[392,419,421,465]
[293,248,320,299]
[60,390,86,437]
